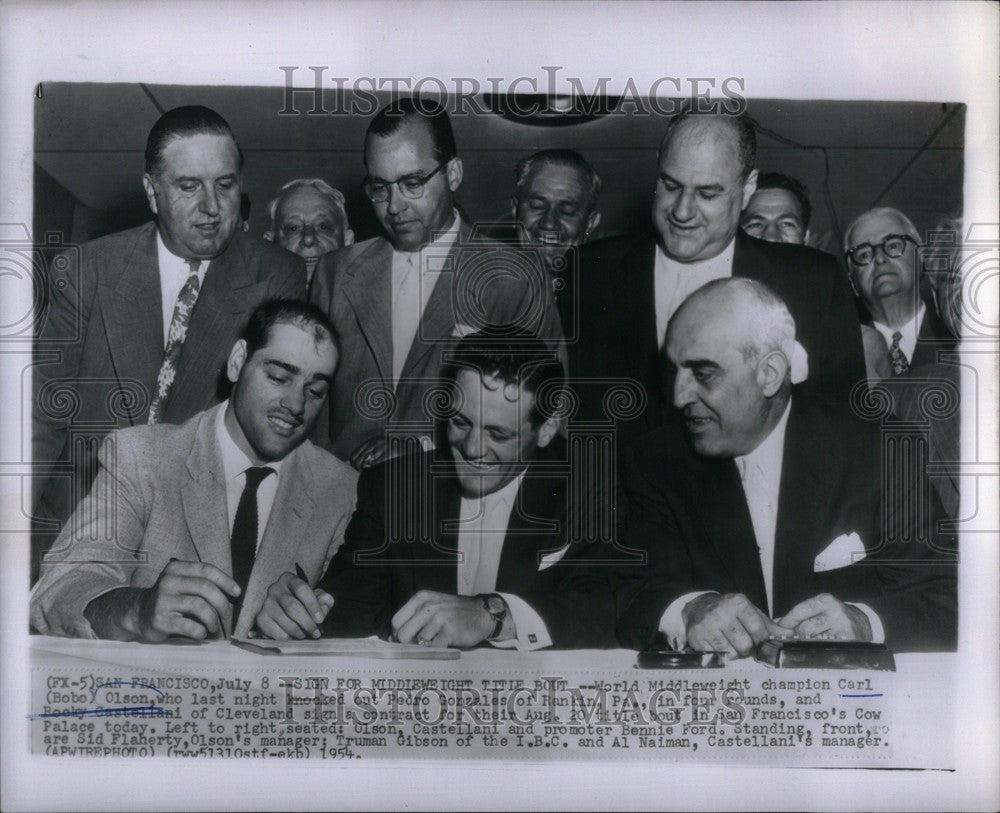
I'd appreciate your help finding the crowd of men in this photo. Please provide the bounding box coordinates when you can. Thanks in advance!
[30,99,959,655]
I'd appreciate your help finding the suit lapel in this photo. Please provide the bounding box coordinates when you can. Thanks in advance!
[234,446,315,637]
[732,230,776,287]
[692,454,768,610]
[495,465,564,593]
[418,461,461,594]
[342,239,394,381]
[99,223,164,421]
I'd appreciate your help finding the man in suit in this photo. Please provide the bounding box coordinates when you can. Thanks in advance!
[264,177,355,294]
[844,206,958,375]
[572,110,865,440]
[311,98,559,471]
[616,278,957,656]
[32,105,306,578]
[31,300,358,641]
[256,331,616,650]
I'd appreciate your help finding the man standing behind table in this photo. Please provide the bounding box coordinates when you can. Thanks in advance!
[264,177,355,296]
[256,331,617,650]
[310,98,560,471]
[31,301,358,641]
[32,105,306,578]
[573,109,865,439]
[615,279,957,656]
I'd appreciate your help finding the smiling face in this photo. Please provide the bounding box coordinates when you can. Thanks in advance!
[513,162,599,269]
[846,210,918,310]
[667,301,772,458]
[740,187,807,244]
[364,120,461,251]
[653,119,757,262]
[268,186,350,274]
[143,132,242,260]
[446,368,557,497]
[225,322,337,463]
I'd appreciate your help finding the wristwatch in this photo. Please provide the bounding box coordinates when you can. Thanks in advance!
[479,593,508,641]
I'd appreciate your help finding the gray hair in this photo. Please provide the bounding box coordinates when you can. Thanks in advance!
[843,206,921,253]
[514,149,601,210]
[266,178,351,234]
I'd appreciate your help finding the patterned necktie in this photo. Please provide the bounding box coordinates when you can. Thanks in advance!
[230,466,275,623]
[148,260,202,424]
[888,330,909,376]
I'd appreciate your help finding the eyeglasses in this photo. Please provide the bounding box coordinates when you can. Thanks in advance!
[361,161,448,203]
[846,234,917,266]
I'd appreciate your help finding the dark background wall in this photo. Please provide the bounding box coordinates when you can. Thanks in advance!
[33,82,965,257]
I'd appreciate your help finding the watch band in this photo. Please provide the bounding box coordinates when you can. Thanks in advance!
[479,593,507,641]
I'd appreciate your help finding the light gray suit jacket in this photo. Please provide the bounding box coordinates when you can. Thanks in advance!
[310,223,562,462]
[30,403,359,639]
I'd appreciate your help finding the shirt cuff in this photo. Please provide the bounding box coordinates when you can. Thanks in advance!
[659,591,716,650]
[489,593,552,651]
[848,602,885,644]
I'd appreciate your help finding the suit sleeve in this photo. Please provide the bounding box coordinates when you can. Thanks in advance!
[30,431,150,637]
[307,255,337,451]
[812,253,867,403]
[613,446,698,650]
[266,250,308,302]
[317,465,395,638]
[32,245,95,484]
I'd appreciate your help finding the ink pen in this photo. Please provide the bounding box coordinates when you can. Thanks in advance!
[295,563,309,583]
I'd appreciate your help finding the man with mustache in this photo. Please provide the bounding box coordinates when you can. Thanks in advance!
[32,105,306,580]
[31,301,358,641]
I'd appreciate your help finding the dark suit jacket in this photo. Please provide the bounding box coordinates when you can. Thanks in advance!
[910,300,959,368]
[31,222,306,575]
[318,445,617,648]
[310,224,562,463]
[615,396,957,652]
[570,230,866,440]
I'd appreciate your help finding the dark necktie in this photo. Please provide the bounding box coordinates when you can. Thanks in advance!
[230,466,275,622]
[148,260,202,424]
[888,330,909,376]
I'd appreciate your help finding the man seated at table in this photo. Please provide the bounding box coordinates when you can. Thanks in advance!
[30,300,359,641]
[615,278,957,656]
[255,330,617,649]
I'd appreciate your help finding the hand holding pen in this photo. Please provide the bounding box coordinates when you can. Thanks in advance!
[251,563,335,641]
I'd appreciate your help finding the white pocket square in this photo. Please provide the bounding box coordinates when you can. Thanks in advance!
[814,532,866,572]
[538,544,570,571]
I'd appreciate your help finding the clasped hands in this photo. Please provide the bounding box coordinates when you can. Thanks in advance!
[682,592,873,659]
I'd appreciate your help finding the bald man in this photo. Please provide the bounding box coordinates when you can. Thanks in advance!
[615,278,956,656]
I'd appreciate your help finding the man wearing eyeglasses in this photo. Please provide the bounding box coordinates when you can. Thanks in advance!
[843,207,957,377]
[311,98,558,470]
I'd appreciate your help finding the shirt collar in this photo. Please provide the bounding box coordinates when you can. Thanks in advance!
[656,235,737,274]
[735,397,792,482]
[215,400,285,484]
[461,469,526,511]
[872,303,925,352]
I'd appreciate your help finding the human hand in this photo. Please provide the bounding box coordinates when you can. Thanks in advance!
[350,436,388,471]
[777,593,873,641]
[253,571,334,640]
[683,592,785,658]
[130,560,240,642]
[391,590,497,648]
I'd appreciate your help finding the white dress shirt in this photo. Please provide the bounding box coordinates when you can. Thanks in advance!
[390,212,461,383]
[156,232,207,348]
[659,400,884,649]
[653,239,736,349]
[455,472,551,651]
[216,402,283,551]
[872,303,926,365]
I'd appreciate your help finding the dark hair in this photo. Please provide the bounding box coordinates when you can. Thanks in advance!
[365,98,457,164]
[754,172,812,228]
[242,299,337,361]
[144,105,244,177]
[514,149,602,209]
[443,329,565,427]
[659,108,756,181]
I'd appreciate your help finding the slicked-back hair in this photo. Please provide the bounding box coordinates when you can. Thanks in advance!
[144,105,244,177]
[242,299,337,362]
[365,98,458,164]
[442,329,566,428]
[514,149,602,210]
[266,178,351,234]
[659,109,756,181]
[754,172,812,228]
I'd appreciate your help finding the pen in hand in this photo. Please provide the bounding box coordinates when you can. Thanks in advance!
[295,563,309,583]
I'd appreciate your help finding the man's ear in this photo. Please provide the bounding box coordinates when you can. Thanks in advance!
[585,209,602,239]
[756,350,789,397]
[343,228,355,247]
[535,415,560,449]
[142,174,158,215]
[740,169,759,210]
[262,230,274,242]
[226,339,248,384]
[802,227,812,245]
[446,157,464,192]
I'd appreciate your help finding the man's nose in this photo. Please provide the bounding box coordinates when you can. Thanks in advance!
[300,224,316,246]
[386,183,407,215]
[281,387,305,416]
[199,185,221,217]
[763,221,783,242]
[672,189,696,222]
[673,369,696,410]
[538,207,559,233]
[460,427,485,459]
